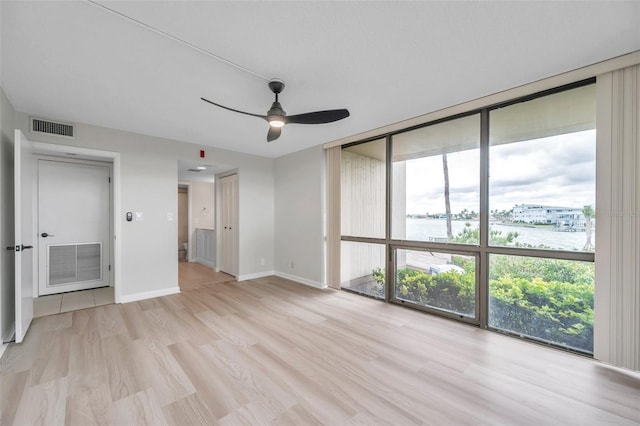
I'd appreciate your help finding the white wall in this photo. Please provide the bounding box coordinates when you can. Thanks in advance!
[190,182,215,230]
[237,162,274,280]
[14,112,275,298]
[274,145,325,287]
[0,87,16,343]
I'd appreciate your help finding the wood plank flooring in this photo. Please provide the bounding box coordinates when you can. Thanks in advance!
[2,275,639,425]
[179,261,236,291]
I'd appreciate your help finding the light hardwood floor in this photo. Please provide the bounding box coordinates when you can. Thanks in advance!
[179,261,236,291]
[2,275,639,425]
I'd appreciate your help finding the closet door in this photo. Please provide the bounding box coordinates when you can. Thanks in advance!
[219,174,238,276]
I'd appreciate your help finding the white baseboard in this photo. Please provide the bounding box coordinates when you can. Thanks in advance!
[238,270,327,289]
[2,322,15,344]
[195,258,215,268]
[120,286,181,303]
[274,271,327,289]
[237,271,275,281]
[0,322,15,359]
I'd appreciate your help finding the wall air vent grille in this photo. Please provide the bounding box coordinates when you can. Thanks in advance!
[31,118,75,138]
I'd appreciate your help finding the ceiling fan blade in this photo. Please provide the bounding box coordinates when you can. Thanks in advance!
[267,126,281,142]
[287,109,350,125]
[201,97,267,120]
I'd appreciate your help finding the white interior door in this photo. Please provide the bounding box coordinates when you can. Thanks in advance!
[38,159,111,295]
[14,130,35,343]
[219,174,238,276]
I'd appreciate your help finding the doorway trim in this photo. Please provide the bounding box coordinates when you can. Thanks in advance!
[31,142,122,303]
[35,157,113,295]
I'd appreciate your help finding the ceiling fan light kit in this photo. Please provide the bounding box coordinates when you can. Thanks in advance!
[268,118,286,128]
[202,78,349,142]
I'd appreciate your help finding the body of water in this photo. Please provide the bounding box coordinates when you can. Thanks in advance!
[405,218,595,252]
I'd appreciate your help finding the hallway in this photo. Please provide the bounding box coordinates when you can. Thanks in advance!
[178,261,235,291]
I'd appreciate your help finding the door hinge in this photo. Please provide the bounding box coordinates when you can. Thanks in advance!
[108,177,111,183]
[108,265,111,271]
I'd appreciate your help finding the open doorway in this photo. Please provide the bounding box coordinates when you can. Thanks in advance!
[177,160,236,290]
[27,141,120,320]
[178,184,189,261]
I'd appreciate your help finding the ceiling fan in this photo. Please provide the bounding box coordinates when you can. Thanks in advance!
[201,79,350,142]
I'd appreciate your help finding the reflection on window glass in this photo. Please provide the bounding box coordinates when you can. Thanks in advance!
[341,241,385,299]
[391,114,480,244]
[489,84,596,252]
[394,249,475,317]
[488,254,594,353]
[342,139,386,239]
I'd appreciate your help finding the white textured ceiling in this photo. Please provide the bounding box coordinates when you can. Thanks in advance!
[1,1,639,159]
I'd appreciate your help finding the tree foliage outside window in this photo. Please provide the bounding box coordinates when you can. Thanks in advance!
[380,253,594,352]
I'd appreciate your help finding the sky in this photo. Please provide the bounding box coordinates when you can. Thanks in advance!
[403,129,596,215]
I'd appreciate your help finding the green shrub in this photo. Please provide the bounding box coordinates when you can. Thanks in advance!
[375,260,476,316]
[376,255,594,352]
[488,272,593,351]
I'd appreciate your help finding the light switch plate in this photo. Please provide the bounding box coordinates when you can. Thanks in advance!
[167,212,174,221]
[135,212,143,221]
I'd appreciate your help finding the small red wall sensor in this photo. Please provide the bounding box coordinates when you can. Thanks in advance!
[200,150,205,158]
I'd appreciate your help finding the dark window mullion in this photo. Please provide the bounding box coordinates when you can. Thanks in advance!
[385,135,393,302]
[479,109,490,328]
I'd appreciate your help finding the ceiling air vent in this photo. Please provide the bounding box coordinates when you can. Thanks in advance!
[31,118,75,138]
[187,168,203,172]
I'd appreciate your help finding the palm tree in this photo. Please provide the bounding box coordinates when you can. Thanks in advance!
[442,153,452,240]
[582,205,595,251]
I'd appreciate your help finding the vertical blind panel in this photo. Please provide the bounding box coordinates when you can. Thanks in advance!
[594,64,640,371]
[326,146,342,289]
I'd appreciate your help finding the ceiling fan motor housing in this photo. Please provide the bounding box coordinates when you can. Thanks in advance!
[268,79,285,94]
[268,101,286,121]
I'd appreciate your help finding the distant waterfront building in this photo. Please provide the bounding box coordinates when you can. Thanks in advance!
[512,204,586,227]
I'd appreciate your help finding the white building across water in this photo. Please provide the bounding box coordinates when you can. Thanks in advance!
[512,204,586,227]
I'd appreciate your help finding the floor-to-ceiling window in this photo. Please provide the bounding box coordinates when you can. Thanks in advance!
[390,113,481,322]
[340,80,596,354]
[340,138,387,298]
[487,84,595,352]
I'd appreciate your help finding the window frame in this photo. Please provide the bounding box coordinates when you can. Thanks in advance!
[339,77,596,354]
[390,245,480,324]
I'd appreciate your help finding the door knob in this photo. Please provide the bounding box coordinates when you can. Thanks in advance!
[6,245,32,251]
[41,233,54,238]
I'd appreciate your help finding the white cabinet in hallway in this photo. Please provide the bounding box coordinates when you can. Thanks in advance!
[195,228,215,268]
